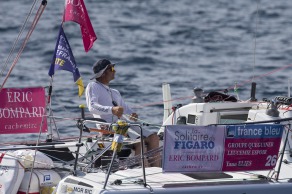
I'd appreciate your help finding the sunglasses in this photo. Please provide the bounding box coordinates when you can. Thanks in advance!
[106,64,115,72]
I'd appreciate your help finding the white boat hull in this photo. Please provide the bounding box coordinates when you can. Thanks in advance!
[55,167,292,194]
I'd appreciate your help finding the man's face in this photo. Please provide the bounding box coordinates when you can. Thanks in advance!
[103,64,116,81]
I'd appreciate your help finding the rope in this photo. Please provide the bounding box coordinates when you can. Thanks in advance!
[123,113,162,128]
[0,0,47,91]
[229,63,292,91]
[130,63,292,110]
[0,0,38,79]
[252,0,261,81]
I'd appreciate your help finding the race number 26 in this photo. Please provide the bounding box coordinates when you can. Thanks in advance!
[265,155,277,166]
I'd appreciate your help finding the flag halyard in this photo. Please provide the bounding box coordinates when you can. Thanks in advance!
[49,25,84,97]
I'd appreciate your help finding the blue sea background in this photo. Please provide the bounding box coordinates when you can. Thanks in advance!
[1,0,292,142]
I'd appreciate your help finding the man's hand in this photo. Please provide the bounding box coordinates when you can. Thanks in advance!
[129,113,138,121]
[112,106,124,118]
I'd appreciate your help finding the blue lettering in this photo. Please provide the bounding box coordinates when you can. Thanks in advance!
[173,141,215,149]
[174,141,181,149]
[201,141,207,149]
[193,141,200,149]
[186,141,193,149]
[208,141,215,149]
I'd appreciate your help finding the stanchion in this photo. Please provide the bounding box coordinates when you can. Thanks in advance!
[103,122,147,189]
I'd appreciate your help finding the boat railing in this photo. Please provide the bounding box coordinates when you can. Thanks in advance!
[72,114,149,189]
[75,118,292,187]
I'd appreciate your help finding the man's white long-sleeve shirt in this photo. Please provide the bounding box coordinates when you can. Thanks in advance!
[85,81,153,139]
[85,81,133,123]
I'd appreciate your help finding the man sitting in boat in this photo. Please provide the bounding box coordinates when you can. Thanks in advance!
[85,59,160,167]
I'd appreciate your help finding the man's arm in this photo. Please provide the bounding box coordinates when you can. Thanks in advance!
[85,83,113,115]
[117,92,138,121]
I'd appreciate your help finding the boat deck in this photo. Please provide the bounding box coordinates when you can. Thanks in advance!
[58,167,292,194]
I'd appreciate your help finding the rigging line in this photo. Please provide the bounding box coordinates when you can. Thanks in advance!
[130,61,292,109]
[252,0,260,81]
[123,113,162,128]
[0,0,38,79]
[132,96,193,109]
[227,63,292,91]
[0,0,47,91]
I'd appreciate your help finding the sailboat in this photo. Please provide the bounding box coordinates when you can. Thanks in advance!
[1,0,292,194]
[50,82,292,193]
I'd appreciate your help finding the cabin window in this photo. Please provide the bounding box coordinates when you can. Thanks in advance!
[219,114,248,124]
[177,116,187,124]
[187,114,197,124]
